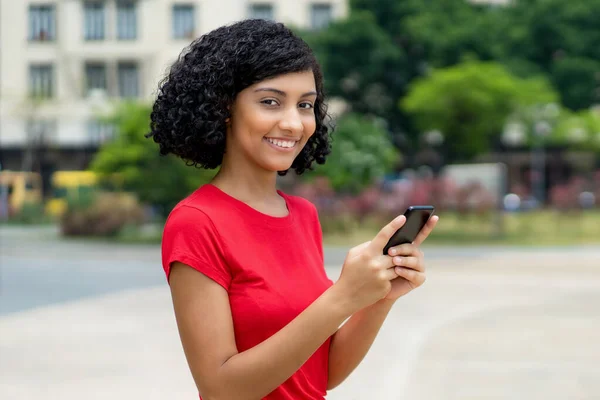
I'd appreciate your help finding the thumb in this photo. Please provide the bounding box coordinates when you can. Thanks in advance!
[367,215,406,255]
[347,240,371,259]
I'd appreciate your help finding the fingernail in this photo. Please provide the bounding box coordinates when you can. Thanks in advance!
[390,248,396,255]
[394,256,403,265]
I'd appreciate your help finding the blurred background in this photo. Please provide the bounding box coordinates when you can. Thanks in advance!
[1,0,599,399]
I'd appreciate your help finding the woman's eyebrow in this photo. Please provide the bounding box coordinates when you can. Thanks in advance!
[254,88,318,97]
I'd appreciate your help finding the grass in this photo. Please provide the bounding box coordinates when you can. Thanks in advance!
[322,210,600,247]
[85,209,600,247]
[6,209,598,247]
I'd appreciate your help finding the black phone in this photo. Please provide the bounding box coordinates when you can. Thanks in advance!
[383,205,435,255]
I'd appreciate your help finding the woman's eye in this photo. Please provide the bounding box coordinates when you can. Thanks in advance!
[299,102,314,109]
[261,99,279,106]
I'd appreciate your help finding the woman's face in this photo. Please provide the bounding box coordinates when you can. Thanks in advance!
[225,71,318,173]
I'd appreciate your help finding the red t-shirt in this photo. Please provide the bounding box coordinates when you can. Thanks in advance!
[161,184,334,399]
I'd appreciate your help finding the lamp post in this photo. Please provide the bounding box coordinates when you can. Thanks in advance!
[502,121,527,148]
[424,129,444,175]
[502,121,526,212]
[529,103,559,207]
[531,120,551,205]
[502,121,527,185]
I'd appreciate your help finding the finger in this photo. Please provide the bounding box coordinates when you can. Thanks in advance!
[368,215,406,255]
[392,256,424,272]
[387,243,418,257]
[413,215,439,246]
[394,267,426,286]
[348,240,371,259]
[381,267,401,281]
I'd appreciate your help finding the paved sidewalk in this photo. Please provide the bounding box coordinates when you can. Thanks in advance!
[1,227,599,399]
[327,253,600,400]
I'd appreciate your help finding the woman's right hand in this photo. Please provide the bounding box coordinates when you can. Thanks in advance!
[332,215,407,313]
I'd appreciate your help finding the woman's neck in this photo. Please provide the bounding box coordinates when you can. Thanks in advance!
[211,158,281,208]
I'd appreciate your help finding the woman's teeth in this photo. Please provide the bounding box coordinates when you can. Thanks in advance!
[266,138,296,148]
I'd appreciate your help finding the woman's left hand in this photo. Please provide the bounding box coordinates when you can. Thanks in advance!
[384,215,439,301]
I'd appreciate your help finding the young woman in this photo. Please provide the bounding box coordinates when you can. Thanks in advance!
[148,19,438,400]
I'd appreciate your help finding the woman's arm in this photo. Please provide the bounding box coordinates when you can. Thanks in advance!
[169,262,357,400]
[169,216,412,400]
[326,298,395,390]
[326,215,438,390]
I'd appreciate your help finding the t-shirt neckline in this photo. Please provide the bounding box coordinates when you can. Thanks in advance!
[204,183,296,228]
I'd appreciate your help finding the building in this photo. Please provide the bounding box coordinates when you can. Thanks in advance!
[0,0,348,174]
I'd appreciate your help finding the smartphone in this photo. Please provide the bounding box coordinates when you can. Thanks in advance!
[383,205,435,255]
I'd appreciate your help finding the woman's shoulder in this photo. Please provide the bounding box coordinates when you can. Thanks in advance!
[279,191,319,218]
[165,185,222,228]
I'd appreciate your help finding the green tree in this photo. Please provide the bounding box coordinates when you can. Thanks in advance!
[303,0,506,142]
[307,0,600,150]
[302,12,406,131]
[306,113,400,193]
[402,60,558,162]
[90,101,215,217]
[495,0,600,110]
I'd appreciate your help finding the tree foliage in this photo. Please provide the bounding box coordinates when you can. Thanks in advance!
[303,0,600,159]
[402,60,558,162]
[302,12,407,130]
[306,113,400,193]
[90,102,215,217]
[495,0,600,110]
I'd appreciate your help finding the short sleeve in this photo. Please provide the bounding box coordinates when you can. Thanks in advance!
[161,205,232,290]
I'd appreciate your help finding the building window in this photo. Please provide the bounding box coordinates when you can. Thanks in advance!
[310,3,332,30]
[117,0,137,40]
[172,4,195,39]
[85,63,107,95]
[87,119,116,144]
[26,119,57,144]
[249,3,274,20]
[84,1,105,41]
[118,62,139,98]
[29,65,55,99]
[29,4,56,41]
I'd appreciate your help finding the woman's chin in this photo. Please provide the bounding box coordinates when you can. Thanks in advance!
[261,160,295,174]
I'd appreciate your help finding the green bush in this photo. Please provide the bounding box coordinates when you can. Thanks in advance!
[60,191,145,237]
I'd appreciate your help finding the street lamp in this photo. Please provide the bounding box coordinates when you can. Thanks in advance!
[502,121,527,147]
[529,105,556,206]
[501,121,526,211]
[423,129,444,175]
[424,129,444,147]
[503,103,559,208]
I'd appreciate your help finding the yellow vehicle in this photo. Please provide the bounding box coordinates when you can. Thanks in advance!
[45,170,99,217]
[0,170,43,216]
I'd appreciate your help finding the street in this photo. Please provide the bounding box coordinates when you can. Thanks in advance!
[1,226,599,399]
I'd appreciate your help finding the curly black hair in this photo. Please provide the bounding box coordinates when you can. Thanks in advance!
[147,19,332,175]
